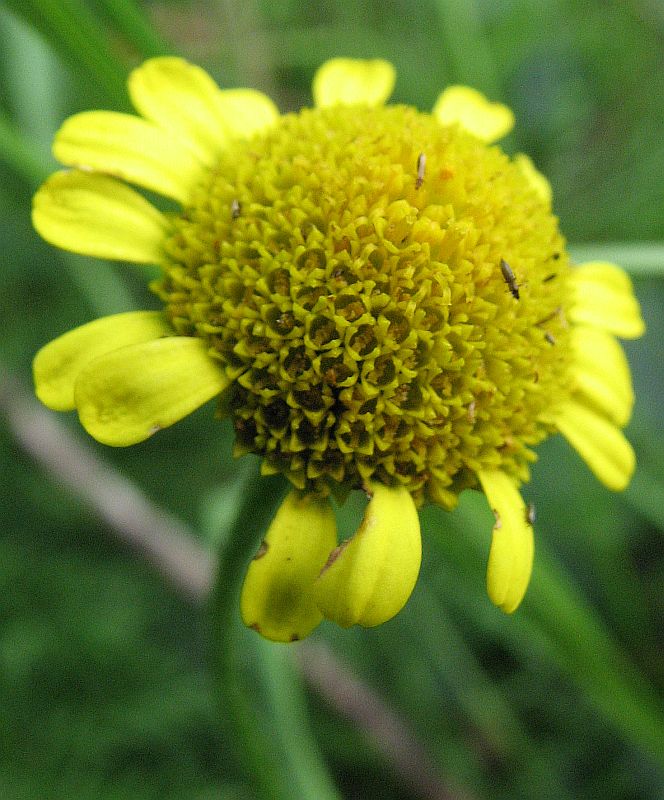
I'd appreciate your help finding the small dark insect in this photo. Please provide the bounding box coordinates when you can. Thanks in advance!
[231,198,241,219]
[543,272,557,283]
[544,331,556,345]
[415,152,426,189]
[526,502,536,525]
[500,259,520,299]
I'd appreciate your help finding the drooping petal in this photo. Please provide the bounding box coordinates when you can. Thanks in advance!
[128,57,230,164]
[433,85,514,142]
[32,170,170,264]
[75,336,229,446]
[514,153,552,205]
[312,58,396,108]
[552,399,636,491]
[313,483,421,628]
[570,325,634,426]
[477,470,534,614]
[34,311,172,412]
[568,261,645,339]
[53,111,206,204]
[215,89,279,138]
[240,492,337,642]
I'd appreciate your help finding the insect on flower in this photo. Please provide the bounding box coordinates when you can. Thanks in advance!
[500,258,520,300]
[415,152,426,189]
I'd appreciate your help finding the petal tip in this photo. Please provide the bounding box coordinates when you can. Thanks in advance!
[433,85,514,142]
[313,58,396,108]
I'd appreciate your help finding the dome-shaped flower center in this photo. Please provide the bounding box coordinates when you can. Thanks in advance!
[154,104,572,506]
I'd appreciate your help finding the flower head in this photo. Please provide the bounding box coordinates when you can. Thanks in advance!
[33,57,644,641]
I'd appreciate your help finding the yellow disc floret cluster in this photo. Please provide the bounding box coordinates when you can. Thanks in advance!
[156,104,571,506]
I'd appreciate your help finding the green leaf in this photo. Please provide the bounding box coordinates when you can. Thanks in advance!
[570,242,664,276]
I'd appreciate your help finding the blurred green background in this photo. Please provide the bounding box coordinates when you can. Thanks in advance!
[1,1,663,798]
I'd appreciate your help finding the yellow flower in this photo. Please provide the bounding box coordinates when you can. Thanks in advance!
[32,57,644,641]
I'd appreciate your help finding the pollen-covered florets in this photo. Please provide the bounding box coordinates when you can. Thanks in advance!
[155,104,572,505]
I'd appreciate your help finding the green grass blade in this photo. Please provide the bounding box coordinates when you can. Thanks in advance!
[0,110,50,186]
[428,494,664,768]
[432,0,500,97]
[3,0,128,107]
[569,242,664,275]
[90,0,172,59]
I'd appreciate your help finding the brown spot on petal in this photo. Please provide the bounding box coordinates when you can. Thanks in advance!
[253,540,269,560]
[318,539,350,576]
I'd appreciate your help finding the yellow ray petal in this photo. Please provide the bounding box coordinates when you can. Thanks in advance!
[570,325,634,426]
[32,170,170,264]
[75,336,229,446]
[312,58,396,108]
[433,85,514,142]
[514,153,552,205]
[314,483,421,628]
[553,399,636,491]
[128,57,230,164]
[569,261,645,339]
[477,470,534,614]
[240,492,337,642]
[34,311,172,412]
[215,88,279,138]
[53,111,206,204]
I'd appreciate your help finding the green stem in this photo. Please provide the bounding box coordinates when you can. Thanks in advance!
[258,645,342,799]
[209,462,340,800]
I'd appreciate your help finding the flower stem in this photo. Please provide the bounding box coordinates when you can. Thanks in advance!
[209,461,341,800]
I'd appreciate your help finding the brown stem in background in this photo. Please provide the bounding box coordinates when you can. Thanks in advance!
[1,371,213,602]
